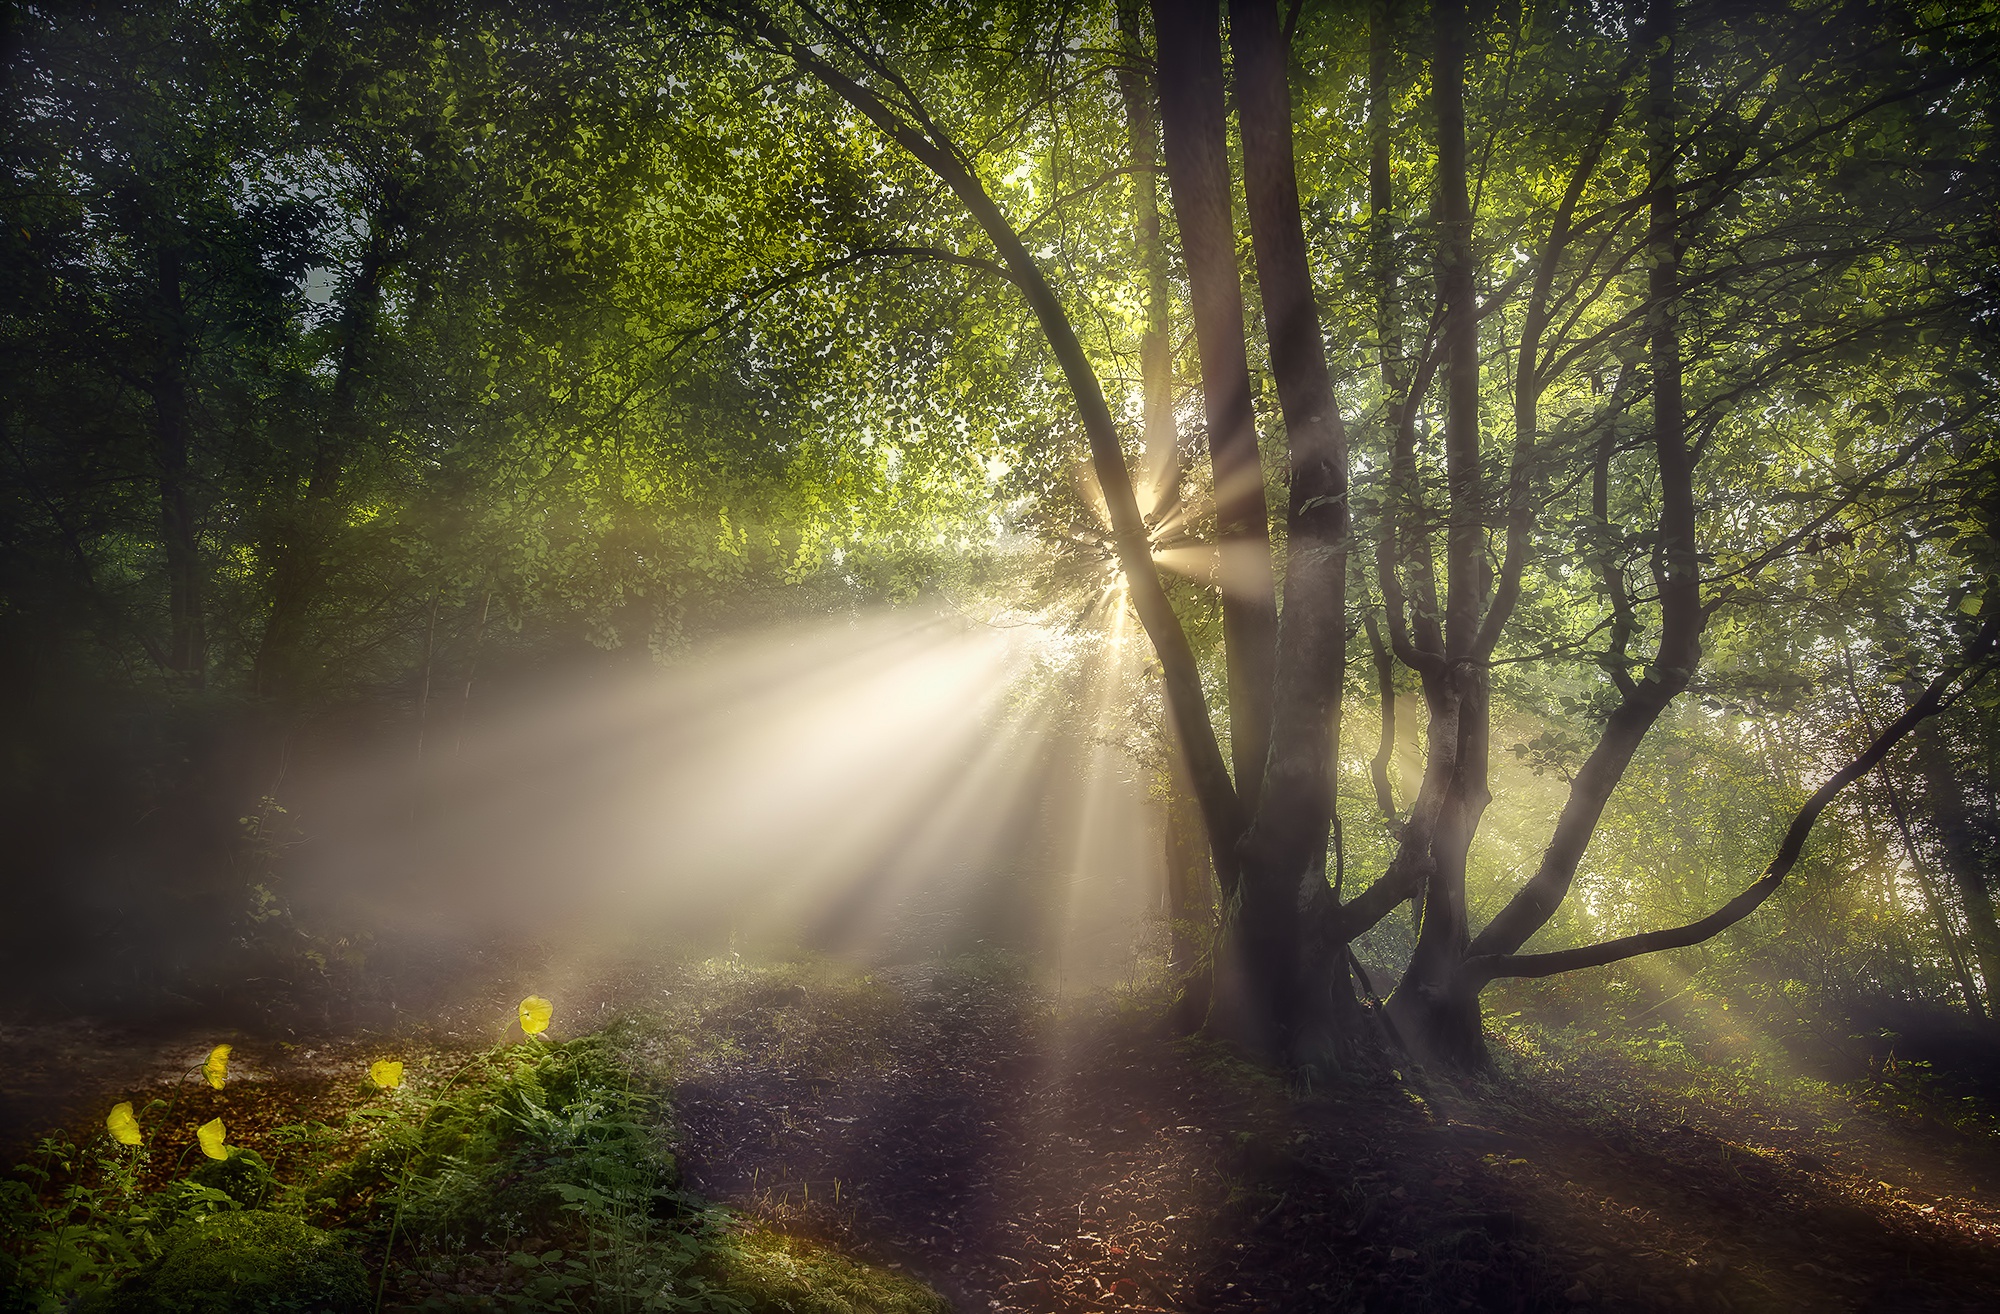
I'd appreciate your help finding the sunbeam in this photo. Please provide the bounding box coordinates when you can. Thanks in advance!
[285,603,1167,984]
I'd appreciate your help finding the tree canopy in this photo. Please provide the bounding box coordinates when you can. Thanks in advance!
[3,0,1998,1067]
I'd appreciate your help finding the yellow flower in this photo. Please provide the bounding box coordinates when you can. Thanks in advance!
[518,995,553,1037]
[369,1059,404,1090]
[202,1044,231,1090]
[196,1118,227,1160]
[106,1102,142,1146]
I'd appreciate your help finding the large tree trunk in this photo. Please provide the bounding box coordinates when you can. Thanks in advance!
[1388,0,1702,1069]
[1390,672,1491,1067]
[254,224,392,700]
[1386,0,1492,1068]
[1228,0,1361,1063]
[1152,0,1279,818]
[151,243,205,685]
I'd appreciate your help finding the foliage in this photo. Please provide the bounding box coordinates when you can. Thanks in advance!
[2,0,1997,1059]
[83,1210,369,1314]
[701,1231,946,1314]
[0,1028,942,1314]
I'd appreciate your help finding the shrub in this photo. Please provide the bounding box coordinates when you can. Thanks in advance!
[87,1210,367,1314]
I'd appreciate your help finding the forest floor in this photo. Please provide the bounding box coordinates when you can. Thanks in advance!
[5,951,1999,1312]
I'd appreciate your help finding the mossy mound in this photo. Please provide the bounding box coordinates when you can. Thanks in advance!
[96,1210,368,1314]
[188,1148,277,1209]
[708,1227,949,1314]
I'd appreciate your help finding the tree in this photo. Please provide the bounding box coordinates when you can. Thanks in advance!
[6,0,1993,1057]
[686,0,1999,1067]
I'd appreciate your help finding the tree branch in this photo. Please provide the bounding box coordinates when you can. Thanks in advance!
[1461,606,2000,987]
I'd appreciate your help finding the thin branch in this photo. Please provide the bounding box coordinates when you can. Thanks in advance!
[1462,606,2000,987]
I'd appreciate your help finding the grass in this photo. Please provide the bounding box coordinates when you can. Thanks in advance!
[0,1015,944,1313]
[1486,976,2000,1151]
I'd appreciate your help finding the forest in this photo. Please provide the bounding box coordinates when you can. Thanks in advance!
[2,0,1999,1309]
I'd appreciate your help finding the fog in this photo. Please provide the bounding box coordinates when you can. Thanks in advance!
[279,603,1168,1002]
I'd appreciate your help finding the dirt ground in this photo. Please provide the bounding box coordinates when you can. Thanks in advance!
[662,962,2000,1313]
[5,956,1998,1312]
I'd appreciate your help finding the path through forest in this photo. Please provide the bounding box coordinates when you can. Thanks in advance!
[663,960,2000,1313]
[5,955,1998,1312]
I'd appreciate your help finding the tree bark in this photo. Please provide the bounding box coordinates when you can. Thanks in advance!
[1229,0,1358,1062]
[1152,0,1279,818]
[1385,0,1492,1069]
[151,242,205,685]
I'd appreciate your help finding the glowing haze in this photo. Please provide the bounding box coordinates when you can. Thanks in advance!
[289,603,1168,988]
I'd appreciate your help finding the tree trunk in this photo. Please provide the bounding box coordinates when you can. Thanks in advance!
[1912,716,2000,1013]
[151,242,204,685]
[1152,0,1279,817]
[1116,5,1215,1031]
[1389,668,1492,1067]
[1466,0,1699,967]
[1229,0,1360,1064]
[254,223,392,700]
[1117,0,1182,527]
[1386,0,1491,1068]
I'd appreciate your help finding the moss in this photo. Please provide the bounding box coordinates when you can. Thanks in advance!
[98,1210,368,1314]
[707,1227,949,1314]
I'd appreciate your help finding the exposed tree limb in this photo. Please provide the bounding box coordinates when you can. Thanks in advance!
[1152,0,1280,817]
[718,0,1249,880]
[1463,608,2000,987]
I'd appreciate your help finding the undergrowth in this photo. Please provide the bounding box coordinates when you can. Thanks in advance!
[1485,978,2000,1150]
[0,1021,943,1313]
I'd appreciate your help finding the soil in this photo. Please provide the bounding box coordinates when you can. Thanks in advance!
[665,963,2000,1313]
[5,958,1999,1313]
